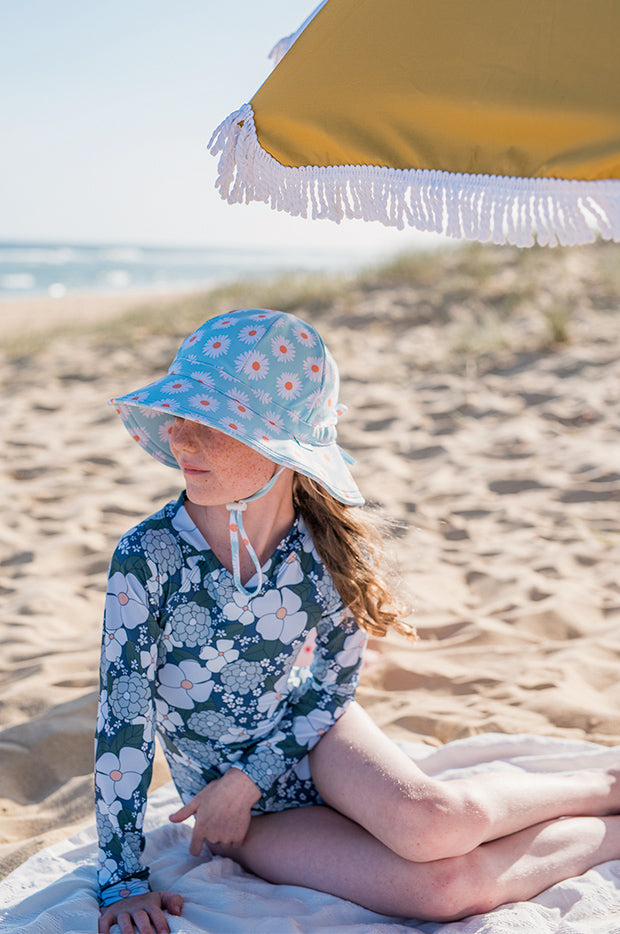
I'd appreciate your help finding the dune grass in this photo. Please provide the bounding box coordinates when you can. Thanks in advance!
[3,240,618,363]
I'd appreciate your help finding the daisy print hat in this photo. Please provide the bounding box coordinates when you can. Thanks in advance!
[110,309,364,506]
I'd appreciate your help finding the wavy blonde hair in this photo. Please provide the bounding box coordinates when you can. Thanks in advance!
[292,473,416,640]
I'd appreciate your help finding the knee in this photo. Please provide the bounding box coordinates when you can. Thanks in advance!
[413,852,501,922]
[390,780,491,863]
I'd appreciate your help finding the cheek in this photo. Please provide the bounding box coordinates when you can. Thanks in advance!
[212,438,275,487]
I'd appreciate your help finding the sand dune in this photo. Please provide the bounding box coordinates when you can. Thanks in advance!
[1,242,619,878]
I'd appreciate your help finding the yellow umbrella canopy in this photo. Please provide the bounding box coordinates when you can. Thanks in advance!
[210,0,620,246]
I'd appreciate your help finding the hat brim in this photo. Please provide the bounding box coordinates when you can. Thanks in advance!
[110,375,364,507]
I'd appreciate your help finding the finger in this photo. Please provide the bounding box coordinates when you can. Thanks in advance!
[189,822,210,856]
[134,909,155,934]
[169,802,194,822]
[98,912,111,934]
[117,911,137,934]
[150,906,172,934]
[161,892,184,915]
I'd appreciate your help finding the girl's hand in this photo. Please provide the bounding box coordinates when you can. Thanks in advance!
[98,890,183,934]
[169,767,261,855]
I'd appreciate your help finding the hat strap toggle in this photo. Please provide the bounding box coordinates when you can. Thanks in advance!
[225,467,285,598]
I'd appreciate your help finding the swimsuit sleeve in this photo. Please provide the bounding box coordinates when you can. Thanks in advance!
[233,592,367,794]
[95,538,161,908]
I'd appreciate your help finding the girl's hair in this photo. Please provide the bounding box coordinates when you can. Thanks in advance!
[292,473,416,640]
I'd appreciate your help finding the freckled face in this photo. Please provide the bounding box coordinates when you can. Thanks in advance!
[168,417,278,505]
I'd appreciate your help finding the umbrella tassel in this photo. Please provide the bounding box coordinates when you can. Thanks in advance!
[209,103,620,247]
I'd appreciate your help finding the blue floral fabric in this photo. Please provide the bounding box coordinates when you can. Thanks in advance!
[95,494,367,907]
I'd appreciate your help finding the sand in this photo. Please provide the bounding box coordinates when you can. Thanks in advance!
[1,242,619,880]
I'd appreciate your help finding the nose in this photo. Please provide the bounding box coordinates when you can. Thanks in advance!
[169,417,197,451]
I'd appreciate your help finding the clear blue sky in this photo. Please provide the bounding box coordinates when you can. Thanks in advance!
[1,1,442,253]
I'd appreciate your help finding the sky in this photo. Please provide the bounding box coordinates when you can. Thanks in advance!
[1,0,446,255]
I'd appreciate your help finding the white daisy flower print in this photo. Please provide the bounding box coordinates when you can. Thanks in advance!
[239,324,266,344]
[203,335,230,357]
[96,747,150,805]
[235,350,270,380]
[276,373,302,401]
[228,391,253,419]
[157,419,176,446]
[158,659,214,709]
[271,336,295,362]
[200,639,239,672]
[188,393,219,415]
[105,571,149,630]
[189,371,216,390]
[167,378,191,393]
[293,324,316,347]
[254,587,308,644]
[302,356,323,381]
[264,411,284,433]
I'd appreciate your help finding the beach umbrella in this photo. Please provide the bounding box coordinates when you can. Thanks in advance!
[209,0,620,247]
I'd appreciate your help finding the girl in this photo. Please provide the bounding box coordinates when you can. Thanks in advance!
[96,309,620,934]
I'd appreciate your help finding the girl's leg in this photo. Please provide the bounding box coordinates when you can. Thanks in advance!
[213,805,620,921]
[309,703,620,862]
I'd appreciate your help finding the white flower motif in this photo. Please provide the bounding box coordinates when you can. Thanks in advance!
[188,392,219,414]
[154,698,184,732]
[302,356,323,381]
[167,378,191,393]
[203,335,230,357]
[254,587,308,644]
[336,629,368,668]
[263,410,284,433]
[235,350,270,380]
[239,324,266,343]
[293,324,317,347]
[140,645,158,680]
[105,571,149,630]
[271,336,296,362]
[222,591,255,625]
[189,371,216,390]
[276,373,302,400]
[102,625,127,662]
[97,853,120,887]
[96,689,109,732]
[96,747,150,805]
[293,709,333,746]
[256,674,290,718]
[134,712,155,743]
[200,639,239,672]
[157,659,213,709]
[276,553,304,588]
[228,391,253,419]
[157,419,176,445]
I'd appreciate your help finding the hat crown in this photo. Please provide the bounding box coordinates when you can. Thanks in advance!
[168,309,340,445]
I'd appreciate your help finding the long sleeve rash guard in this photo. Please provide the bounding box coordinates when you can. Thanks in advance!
[95,495,367,906]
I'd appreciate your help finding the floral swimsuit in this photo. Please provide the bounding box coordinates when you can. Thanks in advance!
[95,494,367,907]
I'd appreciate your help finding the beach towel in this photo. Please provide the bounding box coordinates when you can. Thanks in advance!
[1,732,619,933]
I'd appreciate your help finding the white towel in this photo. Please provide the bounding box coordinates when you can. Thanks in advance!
[1,733,619,933]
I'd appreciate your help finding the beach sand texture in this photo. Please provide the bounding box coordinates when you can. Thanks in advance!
[1,242,619,880]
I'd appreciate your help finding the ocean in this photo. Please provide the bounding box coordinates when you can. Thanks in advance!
[0,241,374,299]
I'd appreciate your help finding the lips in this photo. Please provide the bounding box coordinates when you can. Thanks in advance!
[179,463,209,475]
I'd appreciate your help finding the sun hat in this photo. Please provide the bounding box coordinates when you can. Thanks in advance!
[110,309,364,508]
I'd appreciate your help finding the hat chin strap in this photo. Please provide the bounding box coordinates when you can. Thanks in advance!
[225,467,286,598]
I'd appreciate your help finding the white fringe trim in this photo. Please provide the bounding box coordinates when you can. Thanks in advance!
[209,103,620,248]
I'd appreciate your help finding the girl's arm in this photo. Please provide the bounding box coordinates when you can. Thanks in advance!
[234,602,367,794]
[95,541,161,908]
